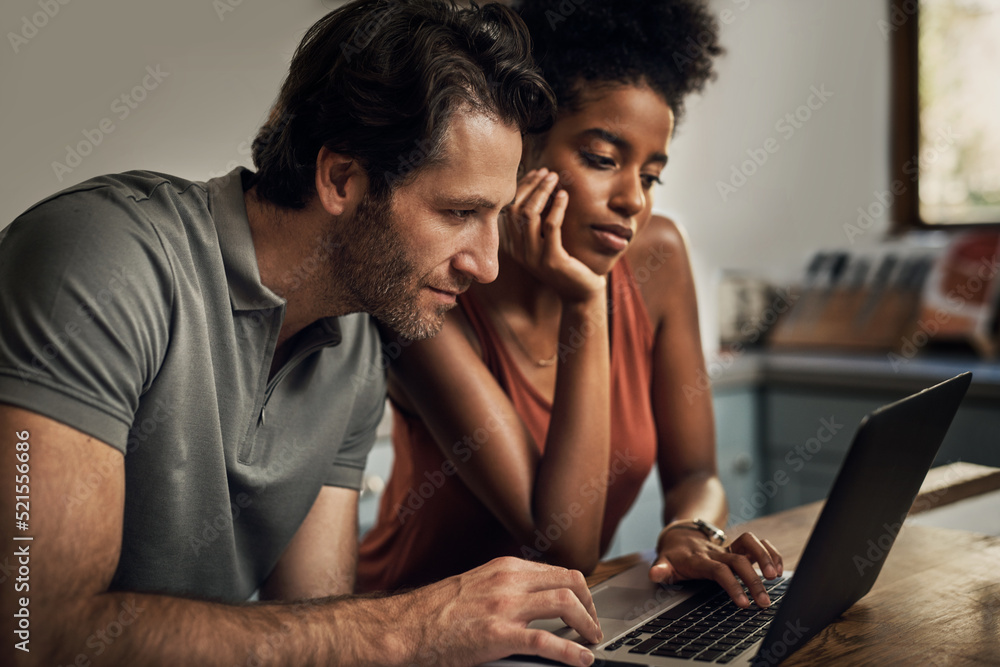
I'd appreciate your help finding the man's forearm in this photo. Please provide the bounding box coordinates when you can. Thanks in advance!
[16,589,408,667]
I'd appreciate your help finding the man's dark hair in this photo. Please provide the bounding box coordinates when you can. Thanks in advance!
[251,0,555,209]
[514,0,723,127]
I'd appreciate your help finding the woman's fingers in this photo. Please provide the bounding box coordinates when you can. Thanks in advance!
[504,168,559,263]
[540,190,569,260]
[654,530,786,609]
[729,532,781,580]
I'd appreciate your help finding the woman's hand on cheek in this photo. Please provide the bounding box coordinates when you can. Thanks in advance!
[648,527,784,609]
[501,168,606,303]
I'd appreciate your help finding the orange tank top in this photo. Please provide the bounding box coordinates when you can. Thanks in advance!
[357,258,658,592]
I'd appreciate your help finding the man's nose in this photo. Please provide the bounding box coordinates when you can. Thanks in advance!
[454,218,500,284]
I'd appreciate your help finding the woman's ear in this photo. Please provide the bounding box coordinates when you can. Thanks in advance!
[314,146,367,216]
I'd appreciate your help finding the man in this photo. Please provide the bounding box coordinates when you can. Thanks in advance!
[0,2,602,665]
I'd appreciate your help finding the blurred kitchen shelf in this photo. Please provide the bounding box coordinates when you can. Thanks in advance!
[713,349,1000,399]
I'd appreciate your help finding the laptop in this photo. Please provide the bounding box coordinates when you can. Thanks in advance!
[489,372,972,666]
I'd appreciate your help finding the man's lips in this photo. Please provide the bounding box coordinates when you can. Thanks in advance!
[427,283,470,302]
[428,283,469,297]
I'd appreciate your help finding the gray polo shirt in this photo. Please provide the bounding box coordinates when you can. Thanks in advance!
[0,168,386,602]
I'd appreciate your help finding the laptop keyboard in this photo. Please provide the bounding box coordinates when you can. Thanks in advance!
[602,577,789,663]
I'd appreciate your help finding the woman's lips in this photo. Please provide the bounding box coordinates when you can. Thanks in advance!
[590,224,633,254]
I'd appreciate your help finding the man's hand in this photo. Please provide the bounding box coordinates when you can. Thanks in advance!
[648,528,783,609]
[398,557,602,667]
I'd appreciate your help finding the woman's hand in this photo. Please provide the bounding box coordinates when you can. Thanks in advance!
[648,526,784,609]
[501,168,606,303]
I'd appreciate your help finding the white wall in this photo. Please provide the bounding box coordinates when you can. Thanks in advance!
[1,0,339,221]
[1,0,892,351]
[656,0,892,351]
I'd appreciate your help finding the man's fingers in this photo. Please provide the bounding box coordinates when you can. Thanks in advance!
[516,588,602,644]
[519,565,599,629]
[514,629,595,667]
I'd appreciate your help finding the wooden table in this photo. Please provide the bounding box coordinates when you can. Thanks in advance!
[589,463,1000,665]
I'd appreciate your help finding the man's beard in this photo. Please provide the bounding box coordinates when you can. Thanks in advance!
[328,189,453,340]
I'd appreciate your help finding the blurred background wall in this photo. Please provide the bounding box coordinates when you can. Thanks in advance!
[0,0,891,352]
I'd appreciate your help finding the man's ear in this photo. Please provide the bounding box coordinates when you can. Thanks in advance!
[315,146,367,216]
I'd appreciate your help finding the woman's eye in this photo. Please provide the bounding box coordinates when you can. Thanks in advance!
[580,151,616,169]
[641,174,664,189]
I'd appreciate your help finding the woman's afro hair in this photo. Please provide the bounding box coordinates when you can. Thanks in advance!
[513,0,723,126]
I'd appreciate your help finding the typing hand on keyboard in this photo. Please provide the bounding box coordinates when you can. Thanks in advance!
[605,577,792,663]
[648,527,784,609]
[398,556,602,667]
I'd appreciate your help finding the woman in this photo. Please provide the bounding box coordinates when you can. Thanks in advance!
[358,0,782,609]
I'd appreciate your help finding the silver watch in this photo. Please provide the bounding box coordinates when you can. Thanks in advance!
[667,518,727,545]
[693,518,727,545]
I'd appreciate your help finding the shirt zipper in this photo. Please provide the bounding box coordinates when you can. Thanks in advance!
[257,339,333,428]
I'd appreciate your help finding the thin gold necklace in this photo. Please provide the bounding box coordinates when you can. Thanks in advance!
[485,299,559,368]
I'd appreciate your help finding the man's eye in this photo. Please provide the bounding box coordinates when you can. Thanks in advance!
[580,151,616,169]
[450,209,475,219]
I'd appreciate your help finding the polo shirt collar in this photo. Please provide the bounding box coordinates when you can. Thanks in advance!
[208,167,284,312]
[207,167,342,346]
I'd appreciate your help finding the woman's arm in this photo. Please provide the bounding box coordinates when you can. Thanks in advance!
[629,215,782,607]
[389,169,611,572]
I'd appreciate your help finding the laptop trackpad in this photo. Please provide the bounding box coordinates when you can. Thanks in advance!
[593,586,659,621]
